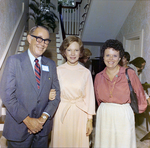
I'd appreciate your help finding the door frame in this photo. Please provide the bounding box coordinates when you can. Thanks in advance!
[123,29,144,81]
[123,29,144,57]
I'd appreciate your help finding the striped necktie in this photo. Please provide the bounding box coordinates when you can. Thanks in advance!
[34,59,41,89]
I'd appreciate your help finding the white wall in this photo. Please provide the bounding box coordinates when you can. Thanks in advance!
[116,1,150,84]
[0,0,29,79]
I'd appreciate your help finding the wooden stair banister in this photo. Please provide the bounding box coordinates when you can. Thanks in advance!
[58,0,83,38]
[58,3,66,40]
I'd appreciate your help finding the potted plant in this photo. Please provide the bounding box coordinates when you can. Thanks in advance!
[28,0,58,32]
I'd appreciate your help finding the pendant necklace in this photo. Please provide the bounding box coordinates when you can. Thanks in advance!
[106,75,118,98]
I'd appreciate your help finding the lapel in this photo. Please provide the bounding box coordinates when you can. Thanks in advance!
[39,56,50,96]
[20,51,51,97]
[21,51,39,94]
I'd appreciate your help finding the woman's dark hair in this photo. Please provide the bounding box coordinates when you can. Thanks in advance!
[123,52,130,62]
[101,39,124,58]
[59,36,84,60]
[129,57,146,68]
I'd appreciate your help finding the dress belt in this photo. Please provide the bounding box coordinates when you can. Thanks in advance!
[61,97,85,123]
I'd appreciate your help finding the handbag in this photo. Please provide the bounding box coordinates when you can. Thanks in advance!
[125,68,139,114]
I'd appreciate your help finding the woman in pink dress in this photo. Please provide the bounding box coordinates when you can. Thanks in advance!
[94,39,147,148]
[50,36,95,147]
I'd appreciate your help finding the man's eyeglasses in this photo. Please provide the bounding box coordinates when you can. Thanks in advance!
[31,35,51,45]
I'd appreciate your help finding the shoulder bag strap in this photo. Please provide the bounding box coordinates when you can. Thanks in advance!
[125,68,134,92]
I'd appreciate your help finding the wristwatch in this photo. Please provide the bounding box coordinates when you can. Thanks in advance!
[41,114,47,120]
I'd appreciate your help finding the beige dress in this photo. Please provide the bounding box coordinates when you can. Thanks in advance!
[50,62,95,148]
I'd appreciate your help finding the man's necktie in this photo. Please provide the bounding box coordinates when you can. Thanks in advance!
[34,59,41,89]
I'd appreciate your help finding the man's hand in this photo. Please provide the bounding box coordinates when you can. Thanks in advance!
[28,129,32,134]
[23,116,43,134]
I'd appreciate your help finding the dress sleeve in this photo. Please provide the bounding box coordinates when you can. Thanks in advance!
[94,74,102,106]
[128,69,147,113]
[84,70,96,119]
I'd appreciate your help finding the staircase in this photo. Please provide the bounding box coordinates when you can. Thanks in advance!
[17,32,28,54]
[43,33,58,65]
[0,104,6,133]
[0,101,6,147]
[56,33,65,66]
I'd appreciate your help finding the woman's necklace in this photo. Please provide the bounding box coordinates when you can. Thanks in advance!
[106,78,117,98]
[106,66,119,98]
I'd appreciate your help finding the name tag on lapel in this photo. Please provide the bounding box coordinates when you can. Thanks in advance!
[42,65,49,72]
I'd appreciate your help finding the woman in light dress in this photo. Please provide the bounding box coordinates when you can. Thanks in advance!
[50,36,95,148]
[94,39,147,148]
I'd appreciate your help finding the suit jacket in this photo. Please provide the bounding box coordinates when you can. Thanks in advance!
[0,50,60,141]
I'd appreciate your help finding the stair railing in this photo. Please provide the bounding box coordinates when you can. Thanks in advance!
[58,0,91,40]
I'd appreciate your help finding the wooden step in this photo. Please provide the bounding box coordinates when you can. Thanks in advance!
[0,131,3,137]
[0,115,6,124]
[0,115,5,131]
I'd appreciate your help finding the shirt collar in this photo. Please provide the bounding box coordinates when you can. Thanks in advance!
[101,65,126,79]
[28,49,41,66]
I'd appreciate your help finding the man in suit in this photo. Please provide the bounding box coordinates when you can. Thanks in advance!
[0,26,60,148]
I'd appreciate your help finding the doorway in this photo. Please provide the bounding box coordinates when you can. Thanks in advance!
[123,29,144,80]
